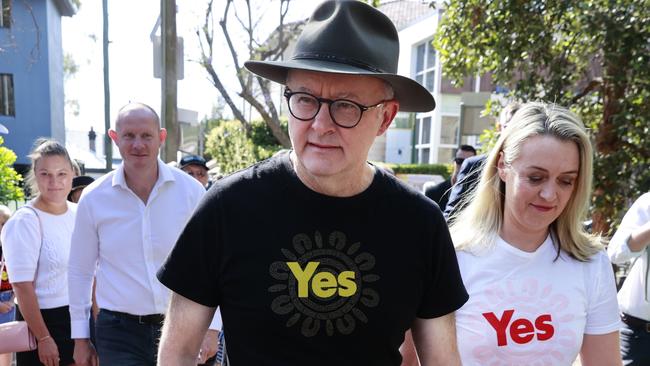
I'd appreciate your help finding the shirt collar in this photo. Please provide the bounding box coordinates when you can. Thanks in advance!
[112,158,176,189]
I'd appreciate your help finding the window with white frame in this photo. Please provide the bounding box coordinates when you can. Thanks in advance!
[414,39,436,92]
[437,115,460,164]
[1,74,15,116]
[414,115,433,163]
[0,0,10,28]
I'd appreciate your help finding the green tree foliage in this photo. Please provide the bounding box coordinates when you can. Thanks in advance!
[0,136,24,204]
[205,119,287,175]
[435,0,650,234]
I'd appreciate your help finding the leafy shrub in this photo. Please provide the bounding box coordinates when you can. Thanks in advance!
[386,163,452,179]
[0,136,24,204]
[204,119,285,175]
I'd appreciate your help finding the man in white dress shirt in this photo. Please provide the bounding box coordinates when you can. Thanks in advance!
[608,192,650,365]
[68,103,220,366]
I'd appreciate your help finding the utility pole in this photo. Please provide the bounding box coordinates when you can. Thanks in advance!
[161,0,178,162]
[102,0,112,171]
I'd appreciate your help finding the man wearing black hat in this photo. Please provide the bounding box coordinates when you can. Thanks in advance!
[179,155,210,188]
[68,175,95,203]
[157,1,468,365]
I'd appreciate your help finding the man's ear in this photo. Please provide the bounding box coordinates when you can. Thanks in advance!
[377,101,399,136]
[108,129,118,143]
[159,128,167,143]
[496,151,507,181]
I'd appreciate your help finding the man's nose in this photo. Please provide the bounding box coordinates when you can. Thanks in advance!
[311,103,336,133]
[133,137,145,148]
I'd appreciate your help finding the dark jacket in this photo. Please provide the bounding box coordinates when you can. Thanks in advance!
[444,154,486,220]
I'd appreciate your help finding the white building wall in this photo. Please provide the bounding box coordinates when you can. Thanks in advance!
[385,128,412,164]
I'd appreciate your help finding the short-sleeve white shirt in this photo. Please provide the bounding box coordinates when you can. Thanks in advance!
[456,235,620,366]
[1,202,77,309]
[607,192,650,320]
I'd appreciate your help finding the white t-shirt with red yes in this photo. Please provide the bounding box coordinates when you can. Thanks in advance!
[455,235,620,366]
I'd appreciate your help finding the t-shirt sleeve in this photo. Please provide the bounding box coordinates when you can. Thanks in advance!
[584,251,621,334]
[417,207,469,318]
[1,209,41,283]
[157,190,221,308]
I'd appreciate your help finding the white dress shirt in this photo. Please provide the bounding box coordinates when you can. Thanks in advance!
[608,192,650,321]
[68,159,219,338]
[1,202,76,309]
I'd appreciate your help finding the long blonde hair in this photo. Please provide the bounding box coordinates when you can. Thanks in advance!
[449,102,603,261]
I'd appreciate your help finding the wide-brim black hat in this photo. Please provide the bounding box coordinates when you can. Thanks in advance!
[245,0,435,113]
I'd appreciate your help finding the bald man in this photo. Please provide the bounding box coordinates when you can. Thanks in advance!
[68,103,221,366]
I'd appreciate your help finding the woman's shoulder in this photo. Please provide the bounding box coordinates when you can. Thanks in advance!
[560,247,610,273]
[6,205,39,223]
[0,206,40,241]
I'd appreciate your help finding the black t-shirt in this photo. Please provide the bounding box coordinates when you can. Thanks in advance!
[158,152,468,365]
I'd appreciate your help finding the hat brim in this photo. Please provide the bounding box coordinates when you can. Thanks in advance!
[245,59,435,112]
[180,162,208,170]
[70,185,89,192]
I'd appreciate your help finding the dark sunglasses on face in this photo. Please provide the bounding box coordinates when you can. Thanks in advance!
[454,157,466,165]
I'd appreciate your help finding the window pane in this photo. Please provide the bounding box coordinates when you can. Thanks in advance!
[416,73,424,86]
[425,71,434,92]
[414,118,421,143]
[391,113,412,129]
[437,147,454,165]
[416,44,425,72]
[440,116,459,145]
[1,0,10,28]
[422,117,431,144]
[420,148,430,164]
[0,74,15,117]
[426,42,436,69]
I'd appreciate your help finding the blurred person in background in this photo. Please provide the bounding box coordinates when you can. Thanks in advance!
[179,154,221,366]
[444,102,520,220]
[179,155,210,189]
[424,144,476,209]
[1,139,78,366]
[608,192,650,365]
[0,204,15,366]
[67,176,95,203]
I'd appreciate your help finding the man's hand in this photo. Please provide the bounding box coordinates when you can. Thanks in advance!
[73,338,99,366]
[198,329,220,364]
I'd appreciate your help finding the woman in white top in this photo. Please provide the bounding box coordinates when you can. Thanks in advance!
[1,139,77,366]
[450,102,621,366]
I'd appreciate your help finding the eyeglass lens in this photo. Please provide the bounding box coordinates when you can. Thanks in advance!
[288,93,362,127]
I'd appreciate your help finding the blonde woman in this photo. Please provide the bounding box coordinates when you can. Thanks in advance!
[1,139,77,366]
[450,102,621,365]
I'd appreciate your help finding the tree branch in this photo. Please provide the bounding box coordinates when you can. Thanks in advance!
[198,0,249,131]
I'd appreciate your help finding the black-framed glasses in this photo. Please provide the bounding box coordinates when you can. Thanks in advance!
[284,89,390,128]
[454,157,466,166]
